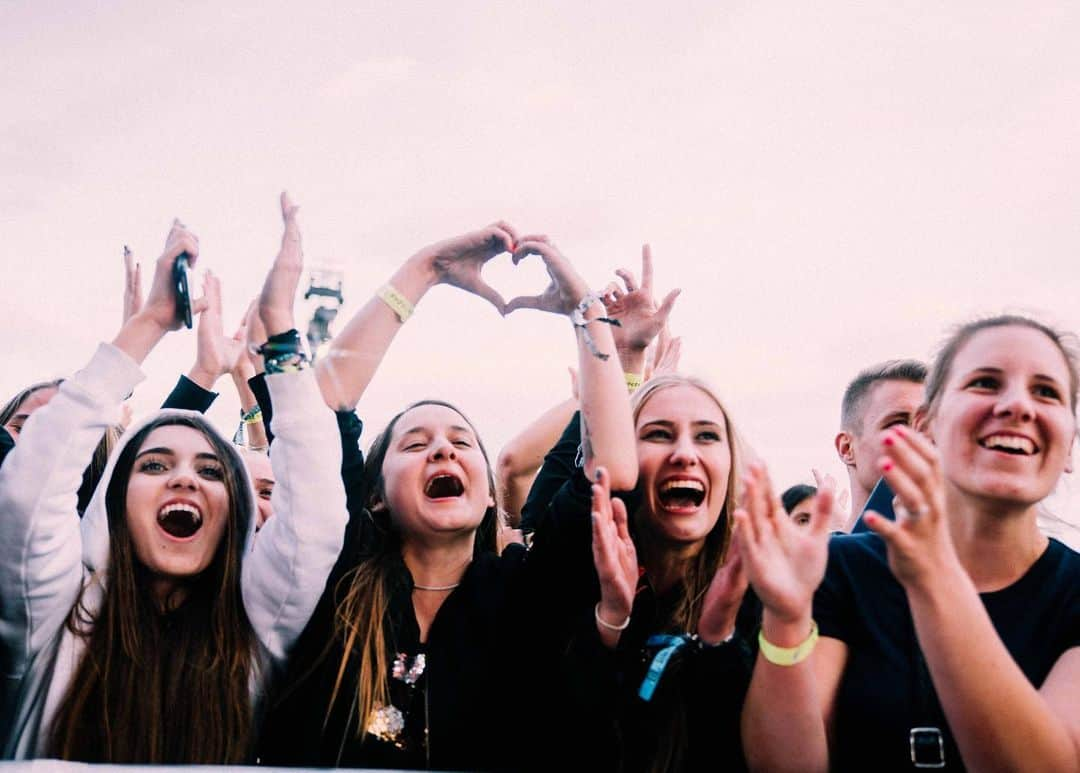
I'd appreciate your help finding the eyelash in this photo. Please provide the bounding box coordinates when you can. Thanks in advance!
[137,460,224,480]
[641,429,721,442]
[967,376,1063,402]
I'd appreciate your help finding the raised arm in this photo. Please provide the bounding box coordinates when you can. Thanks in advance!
[0,220,199,672]
[496,389,578,526]
[600,243,680,382]
[504,237,637,490]
[737,463,841,773]
[316,222,516,411]
[241,192,346,663]
[865,426,1080,771]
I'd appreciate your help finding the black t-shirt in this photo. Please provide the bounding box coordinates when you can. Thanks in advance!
[814,533,1080,772]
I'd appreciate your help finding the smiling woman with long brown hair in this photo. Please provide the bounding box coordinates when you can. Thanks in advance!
[0,196,347,763]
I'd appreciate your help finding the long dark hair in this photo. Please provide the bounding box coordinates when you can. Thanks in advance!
[329,399,497,739]
[47,414,256,763]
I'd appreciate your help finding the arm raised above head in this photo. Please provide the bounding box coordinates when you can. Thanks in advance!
[316,221,517,411]
[504,237,637,491]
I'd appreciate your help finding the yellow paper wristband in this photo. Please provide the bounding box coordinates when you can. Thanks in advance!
[624,372,643,393]
[758,620,819,666]
[377,284,414,323]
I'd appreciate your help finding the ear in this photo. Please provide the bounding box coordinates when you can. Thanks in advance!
[835,431,855,467]
[913,407,934,442]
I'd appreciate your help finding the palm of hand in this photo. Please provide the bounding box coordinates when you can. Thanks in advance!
[749,524,827,621]
[606,290,661,351]
[699,549,749,640]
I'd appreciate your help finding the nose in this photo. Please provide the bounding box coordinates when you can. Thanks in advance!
[668,435,698,467]
[429,437,457,462]
[167,466,199,490]
[994,385,1035,422]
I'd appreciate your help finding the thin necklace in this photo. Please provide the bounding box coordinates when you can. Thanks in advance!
[412,582,459,591]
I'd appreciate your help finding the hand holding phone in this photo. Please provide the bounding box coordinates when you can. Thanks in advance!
[174,251,193,329]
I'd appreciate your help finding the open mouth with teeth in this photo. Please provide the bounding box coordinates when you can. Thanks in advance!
[657,479,706,511]
[157,503,203,538]
[978,434,1038,456]
[424,473,465,499]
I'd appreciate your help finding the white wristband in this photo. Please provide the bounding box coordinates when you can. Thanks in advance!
[595,602,631,632]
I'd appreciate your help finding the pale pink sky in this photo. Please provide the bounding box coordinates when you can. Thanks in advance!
[3,1,1079,521]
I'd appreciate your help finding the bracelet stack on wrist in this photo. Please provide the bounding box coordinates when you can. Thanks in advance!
[571,292,620,361]
[241,405,263,425]
[758,620,819,666]
[256,329,309,374]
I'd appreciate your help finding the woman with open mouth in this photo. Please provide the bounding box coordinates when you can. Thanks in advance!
[519,248,762,771]
[0,194,347,764]
[259,224,639,770]
[740,315,1080,772]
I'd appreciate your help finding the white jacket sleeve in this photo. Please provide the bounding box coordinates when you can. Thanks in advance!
[241,370,347,664]
[0,343,143,677]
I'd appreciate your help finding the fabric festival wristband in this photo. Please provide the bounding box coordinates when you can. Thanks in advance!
[242,406,263,425]
[377,284,414,323]
[758,620,819,666]
[624,372,643,392]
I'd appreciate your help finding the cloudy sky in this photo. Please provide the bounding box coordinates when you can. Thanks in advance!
[3,1,1079,520]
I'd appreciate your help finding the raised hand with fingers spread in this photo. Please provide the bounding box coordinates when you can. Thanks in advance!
[599,244,681,376]
[735,462,833,629]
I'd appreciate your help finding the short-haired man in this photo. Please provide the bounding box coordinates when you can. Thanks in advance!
[835,360,927,520]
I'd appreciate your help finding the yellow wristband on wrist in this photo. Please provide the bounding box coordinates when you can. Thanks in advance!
[624,372,643,393]
[758,620,819,666]
[377,284,414,323]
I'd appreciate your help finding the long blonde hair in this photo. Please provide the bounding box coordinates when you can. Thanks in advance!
[630,374,744,633]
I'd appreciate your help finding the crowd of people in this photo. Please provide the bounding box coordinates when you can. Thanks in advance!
[1,194,1077,771]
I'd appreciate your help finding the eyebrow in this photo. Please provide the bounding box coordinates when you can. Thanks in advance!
[399,424,473,438]
[254,477,276,486]
[135,447,221,462]
[877,410,912,426]
[640,419,724,428]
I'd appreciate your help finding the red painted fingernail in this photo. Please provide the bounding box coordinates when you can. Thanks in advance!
[883,435,894,447]
[882,461,894,472]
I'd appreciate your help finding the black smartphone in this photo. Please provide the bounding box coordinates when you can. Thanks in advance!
[173,252,193,329]
[851,477,896,533]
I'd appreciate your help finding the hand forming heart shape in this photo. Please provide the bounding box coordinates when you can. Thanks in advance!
[417,220,592,318]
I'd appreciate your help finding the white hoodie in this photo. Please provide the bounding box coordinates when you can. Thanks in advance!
[0,342,346,759]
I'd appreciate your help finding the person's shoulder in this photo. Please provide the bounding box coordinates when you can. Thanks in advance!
[1043,537,1080,586]
[828,530,889,565]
